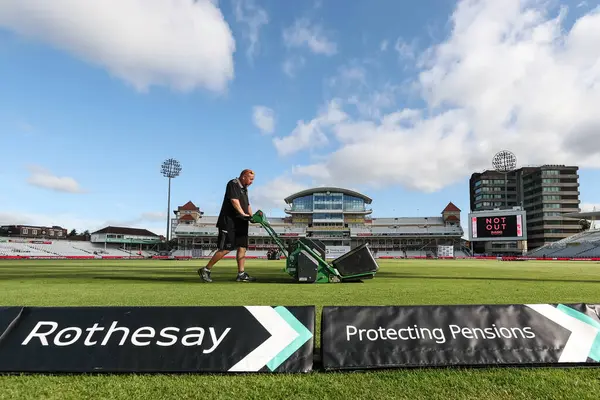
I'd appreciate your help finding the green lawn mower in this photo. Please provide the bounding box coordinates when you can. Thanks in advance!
[250,210,379,283]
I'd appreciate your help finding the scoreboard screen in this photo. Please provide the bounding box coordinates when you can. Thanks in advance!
[471,214,523,239]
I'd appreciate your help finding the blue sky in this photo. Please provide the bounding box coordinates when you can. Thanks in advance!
[1,0,600,236]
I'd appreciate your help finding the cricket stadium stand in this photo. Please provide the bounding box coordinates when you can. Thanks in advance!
[0,188,468,260]
[0,225,162,259]
[170,188,469,259]
[526,210,600,258]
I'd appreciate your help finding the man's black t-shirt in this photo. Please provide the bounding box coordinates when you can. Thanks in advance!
[217,178,250,233]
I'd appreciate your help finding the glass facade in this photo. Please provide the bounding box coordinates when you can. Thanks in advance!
[291,192,367,212]
[313,213,343,220]
[344,195,365,211]
[313,192,343,210]
[291,195,313,211]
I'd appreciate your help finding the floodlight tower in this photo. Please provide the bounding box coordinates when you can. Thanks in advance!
[492,150,517,208]
[161,158,182,243]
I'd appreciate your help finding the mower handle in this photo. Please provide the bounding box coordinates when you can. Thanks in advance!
[248,210,288,256]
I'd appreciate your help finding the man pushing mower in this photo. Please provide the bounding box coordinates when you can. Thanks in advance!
[198,169,256,282]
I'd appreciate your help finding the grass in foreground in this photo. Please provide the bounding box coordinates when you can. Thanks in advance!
[0,258,599,399]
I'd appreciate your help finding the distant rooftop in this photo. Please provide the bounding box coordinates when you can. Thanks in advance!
[284,187,372,203]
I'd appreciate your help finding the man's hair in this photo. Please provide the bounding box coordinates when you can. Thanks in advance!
[239,169,254,178]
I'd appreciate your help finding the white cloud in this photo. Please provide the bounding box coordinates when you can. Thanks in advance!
[282,18,337,55]
[272,100,348,157]
[16,121,35,134]
[282,55,306,77]
[326,61,402,120]
[291,164,331,181]
[580,203,600,212]
[330,65,367,87]
[233,0,269,62]
[250,175,309,215]
[139,212,166,222]
[380,40,389,51]
[252,105,275,134]
[26,165,85,194]
[277,0,600,192]
[0,0,235,93]
[394,37,416,60]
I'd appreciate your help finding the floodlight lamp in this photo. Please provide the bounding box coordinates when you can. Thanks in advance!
[492,150,517,173]
[161,158,182,178]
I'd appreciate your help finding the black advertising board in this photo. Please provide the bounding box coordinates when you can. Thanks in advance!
[0,305,314,373]
[321,304,600,370]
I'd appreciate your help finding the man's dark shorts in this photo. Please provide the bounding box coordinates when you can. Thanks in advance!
[217,228,249,251]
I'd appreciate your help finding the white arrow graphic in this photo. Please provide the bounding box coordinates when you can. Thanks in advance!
[526,304,600,362]
[228,306,300,372]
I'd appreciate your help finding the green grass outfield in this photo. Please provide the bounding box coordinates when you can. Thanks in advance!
[1,258,599,399]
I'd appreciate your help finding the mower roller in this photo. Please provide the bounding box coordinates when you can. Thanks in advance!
[249,210,379,283]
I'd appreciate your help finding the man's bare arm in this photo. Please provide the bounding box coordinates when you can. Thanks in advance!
[231,199,248,216]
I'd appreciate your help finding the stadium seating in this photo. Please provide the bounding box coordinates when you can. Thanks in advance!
[527,229,600,258]
[170,249,269,258]
[0,238,159,258]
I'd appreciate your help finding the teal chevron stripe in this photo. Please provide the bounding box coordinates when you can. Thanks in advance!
[557,304,600,362]
[266,306,313,371]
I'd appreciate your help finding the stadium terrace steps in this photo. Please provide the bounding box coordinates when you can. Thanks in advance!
[0,238,160,258]
[526,229,600,258]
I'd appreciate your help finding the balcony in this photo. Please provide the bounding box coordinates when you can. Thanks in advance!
[528,224,583,230]
[527,232,579,240]
[284,208,373,214]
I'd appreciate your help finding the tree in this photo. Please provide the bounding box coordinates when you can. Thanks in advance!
[579,219,591,232]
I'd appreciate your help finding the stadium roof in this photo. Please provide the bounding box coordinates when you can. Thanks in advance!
[563,211,600,219]
[443,202,461,212]
[284,187,372,203]
[178,201,199,211]
[92,226,159,237]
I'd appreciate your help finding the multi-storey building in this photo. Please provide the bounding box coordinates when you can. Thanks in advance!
[469,170,519,211]
[519,166,581,249]
[0,225,68,239]
[469,165,581,250]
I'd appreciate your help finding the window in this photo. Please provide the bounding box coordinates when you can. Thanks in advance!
[313,192,343,210]
[542,170,560,176]
[343,195,365,211]
[292,195,313,211]
[313,213,343,220]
